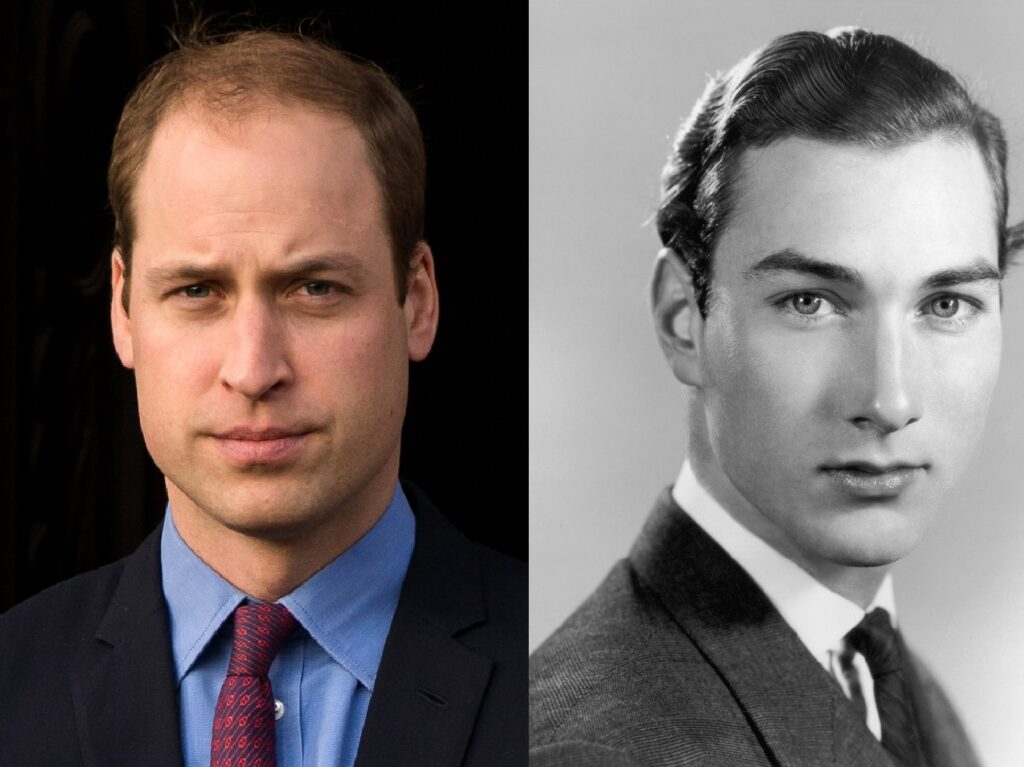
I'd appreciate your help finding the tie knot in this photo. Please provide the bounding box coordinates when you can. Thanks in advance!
[845,607,901,679]
[227,602,297,676]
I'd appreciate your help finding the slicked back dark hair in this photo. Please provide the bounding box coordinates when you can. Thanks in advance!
[656,27,1021,316]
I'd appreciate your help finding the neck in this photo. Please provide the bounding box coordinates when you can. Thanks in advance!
[168,477,396,602]
[796,556,889,609]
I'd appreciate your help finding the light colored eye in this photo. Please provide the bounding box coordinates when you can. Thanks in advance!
[303,282,331,296]
[183,284,211,298]
[790,293,823,315]
[929,295,959,318]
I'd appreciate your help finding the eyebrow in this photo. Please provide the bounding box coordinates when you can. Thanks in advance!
[143,252,368,289]
[921,261,1002,289]
[743,249,864,287]
[742,248,1001,291]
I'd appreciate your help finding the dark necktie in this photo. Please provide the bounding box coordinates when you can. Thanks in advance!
[211,602,297,767]
[844,607,925,767]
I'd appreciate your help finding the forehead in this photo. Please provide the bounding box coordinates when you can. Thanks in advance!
[133,104,384,256]
[714,135,998,281]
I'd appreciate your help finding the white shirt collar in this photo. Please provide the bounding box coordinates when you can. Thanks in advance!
[671,460,896,671]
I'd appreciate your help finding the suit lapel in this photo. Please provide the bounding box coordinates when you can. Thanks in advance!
[630,491,893,767]
[69,526,183,767]
[355,486,492,767]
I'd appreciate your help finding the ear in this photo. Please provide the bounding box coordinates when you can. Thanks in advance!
[651,248,704,387]
[110,250,135,369]
[404,241,439,362]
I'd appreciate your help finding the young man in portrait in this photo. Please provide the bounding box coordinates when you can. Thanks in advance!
[0,27,525,767]
[530,27,1018,766]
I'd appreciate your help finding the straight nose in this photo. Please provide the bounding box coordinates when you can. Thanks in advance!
[218,298,293,400]
[845,315,922,435]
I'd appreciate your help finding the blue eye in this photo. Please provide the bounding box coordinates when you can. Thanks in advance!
[183,284,211,298]
[303,282,332,296]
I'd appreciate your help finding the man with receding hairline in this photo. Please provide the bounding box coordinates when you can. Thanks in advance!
[531,27,1015,766]
[0,27,525,767]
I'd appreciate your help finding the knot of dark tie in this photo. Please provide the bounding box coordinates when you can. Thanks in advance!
[845,607,901,678]
[226,602,297,677]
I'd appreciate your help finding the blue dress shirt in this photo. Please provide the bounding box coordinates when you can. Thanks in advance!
[160,486,415,767]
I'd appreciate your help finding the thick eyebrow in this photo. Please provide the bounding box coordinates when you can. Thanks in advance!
[921,260,1001,290]
[743,249,863,288]
[743,248,1001,292]
[143,252,368,289]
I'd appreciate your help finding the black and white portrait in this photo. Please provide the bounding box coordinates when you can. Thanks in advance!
[530,2,1024,764]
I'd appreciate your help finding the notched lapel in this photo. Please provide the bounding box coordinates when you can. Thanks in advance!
[355,485,494,767]
[69,527,183,767]
[355,612,493,767]
[631,492,893,767]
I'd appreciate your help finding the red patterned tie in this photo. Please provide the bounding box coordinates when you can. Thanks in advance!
[211,602,297,767]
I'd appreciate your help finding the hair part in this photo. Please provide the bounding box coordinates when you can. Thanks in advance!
[656,27,1023,316]
[109,24,426,312]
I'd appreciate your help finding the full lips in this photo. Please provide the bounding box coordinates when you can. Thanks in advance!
[212,434,309,464]
[821,466,925,498]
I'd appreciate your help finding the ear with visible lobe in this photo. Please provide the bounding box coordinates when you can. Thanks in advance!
[651,248,704,387]
[404,241,440,362]
[110,250,135,369]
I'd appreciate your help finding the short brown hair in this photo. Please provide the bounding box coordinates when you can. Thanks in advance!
[108,27,426,308]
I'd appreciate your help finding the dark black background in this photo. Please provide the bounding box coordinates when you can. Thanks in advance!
[0,1,526,611]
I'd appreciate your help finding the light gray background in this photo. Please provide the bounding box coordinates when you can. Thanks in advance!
[530,1,1024,764]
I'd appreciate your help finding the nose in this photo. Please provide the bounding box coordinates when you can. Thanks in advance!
[845,314,923,435]
[218,298,293,400]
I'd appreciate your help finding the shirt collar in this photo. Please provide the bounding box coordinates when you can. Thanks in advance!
[671,460,896,669]
[278,487,414,690]
[160,484,415,691]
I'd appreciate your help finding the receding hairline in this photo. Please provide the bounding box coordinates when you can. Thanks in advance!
[113,72,400,259]
[108,26,428,308]
[142,95,367,169]
[125,98,384,255]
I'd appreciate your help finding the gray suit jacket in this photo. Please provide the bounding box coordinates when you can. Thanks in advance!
[530,490,980,767]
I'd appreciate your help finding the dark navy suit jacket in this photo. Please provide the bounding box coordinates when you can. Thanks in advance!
[0,484,526,767]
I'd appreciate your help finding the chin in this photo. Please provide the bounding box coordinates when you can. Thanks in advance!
[194,483,339,540]
[224,507,334,541]
[816,512,926,568]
